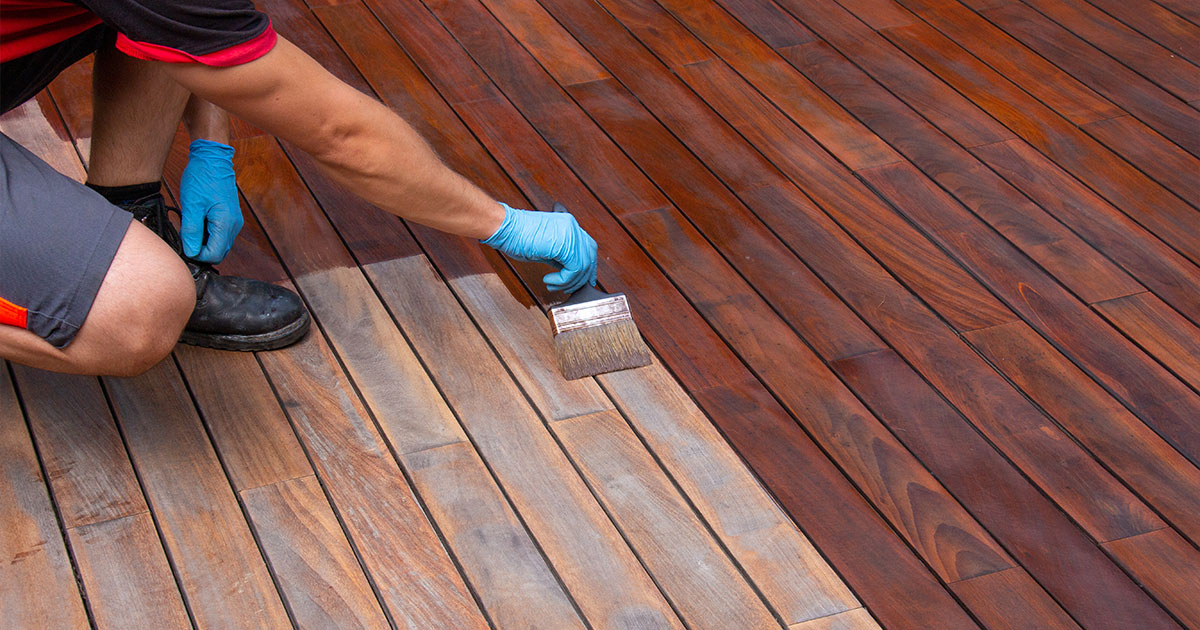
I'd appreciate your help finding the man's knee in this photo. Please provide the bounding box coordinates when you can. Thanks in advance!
[82,221,194,376]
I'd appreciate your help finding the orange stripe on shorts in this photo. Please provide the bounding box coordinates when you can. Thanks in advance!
[0,296,29,329]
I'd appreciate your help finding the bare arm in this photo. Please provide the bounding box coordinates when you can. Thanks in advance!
[160,36,505,239]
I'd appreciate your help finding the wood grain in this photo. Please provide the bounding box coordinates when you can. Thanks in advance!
[964,320,1200,545]
[857,159,1200,467]
[788,608,880,630]
[1094,292,1200,392]
[970,137,1200,325]
[879,20,1200,266]
[949,568,1081,630]
[365,255,685,629]
[553,409,779,629]
[777,39,1142,304]
[10,368,145,527]
[0,366,89,629]
[173,347,311,491]
[405,442,586,630]
[831,349,1175,629]
[1103,529,1200,628]
[601,364,860,625]
[255,329,488,629]
[68,513,190,630]
[104,360,292,629]
[241,476,390,629]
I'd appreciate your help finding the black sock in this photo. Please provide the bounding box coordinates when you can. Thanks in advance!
[86,181,161,206]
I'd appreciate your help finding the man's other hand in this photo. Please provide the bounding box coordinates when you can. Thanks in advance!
[180,139,243,263]
[482,203,599,294]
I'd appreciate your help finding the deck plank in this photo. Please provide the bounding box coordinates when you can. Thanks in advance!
[104,361,292,629]
[0,366,90,630]
[963,320,1200,546]
[1094,292,1200,392]
[831,349,1168,630]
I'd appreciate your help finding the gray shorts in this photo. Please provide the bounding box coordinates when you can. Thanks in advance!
[0,132,132,348]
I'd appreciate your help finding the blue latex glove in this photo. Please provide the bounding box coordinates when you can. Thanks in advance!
[180,138,244,263]
[481,202,598,293]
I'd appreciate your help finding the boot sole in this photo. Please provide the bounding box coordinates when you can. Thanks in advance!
[178,310,312,352]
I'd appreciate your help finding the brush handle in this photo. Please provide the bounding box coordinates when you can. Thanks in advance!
[551,201,607,304]
[562,283,610,306]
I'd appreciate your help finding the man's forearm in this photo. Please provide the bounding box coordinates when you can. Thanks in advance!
[164,37,504,240]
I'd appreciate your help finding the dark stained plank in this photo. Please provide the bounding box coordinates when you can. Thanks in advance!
[705,0,818,48]
[689,381,979,629]
[978,2,1200,175]
[0,365,90,629]
[363,256,686,629]
[1094,292,1200,392]
[970,137,1200,325]
[665,61,1013,333]
[1014,0,1200,101]
[241,476,391,629]
[775,38,1142,304]
[553,410,780,628]
[596,0,903,170]
[831,349,1173,629]
[1077,114,1200,228]
[734,0,1016,149]
[560,79,888,361]
[857,160,1200,466]
[404,442,587,630]
[1153,0,1200,28]
[963,320,1200,545]
[475,0,612,85]
[1102,529,1200,628]
[949,569,1081,630]
[674,62,1171,543]
[104,361,292,629]
[878,19,1200,265]
[1084,0,1200,64]
[908,2,1126,125]
[68,514,191,630]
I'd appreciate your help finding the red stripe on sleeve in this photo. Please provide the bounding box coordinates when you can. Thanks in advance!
[114,21,277,67]
[0,297,29,329]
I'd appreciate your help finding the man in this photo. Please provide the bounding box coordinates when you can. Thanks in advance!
[0,0,598,376]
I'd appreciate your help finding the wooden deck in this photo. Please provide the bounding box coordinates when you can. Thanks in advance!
[3,0,1200,627]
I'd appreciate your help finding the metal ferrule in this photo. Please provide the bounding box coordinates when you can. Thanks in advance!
[550,294,633,335]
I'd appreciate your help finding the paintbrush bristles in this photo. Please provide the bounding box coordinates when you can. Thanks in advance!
[554,318,652,380]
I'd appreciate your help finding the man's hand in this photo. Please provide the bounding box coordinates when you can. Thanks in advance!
[180,138,243,263]
[482,203,598,293]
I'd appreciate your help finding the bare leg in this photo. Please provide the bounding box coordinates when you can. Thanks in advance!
[0,222,194,376]
[87,45,190,187]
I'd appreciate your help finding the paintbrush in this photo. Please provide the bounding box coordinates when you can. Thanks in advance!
[548,204,652,380]
[550,283,652,380]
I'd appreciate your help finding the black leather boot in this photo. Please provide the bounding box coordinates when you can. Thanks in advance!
[119,192,310,351]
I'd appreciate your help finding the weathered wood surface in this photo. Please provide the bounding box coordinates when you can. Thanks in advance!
[3,0,1199,627]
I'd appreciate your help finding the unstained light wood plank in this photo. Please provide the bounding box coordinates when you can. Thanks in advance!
[0,365,89,630]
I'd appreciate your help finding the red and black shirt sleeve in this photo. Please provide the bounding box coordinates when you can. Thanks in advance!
[82,0,277,66]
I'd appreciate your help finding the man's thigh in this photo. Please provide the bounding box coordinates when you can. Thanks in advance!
[0,131,132,348]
